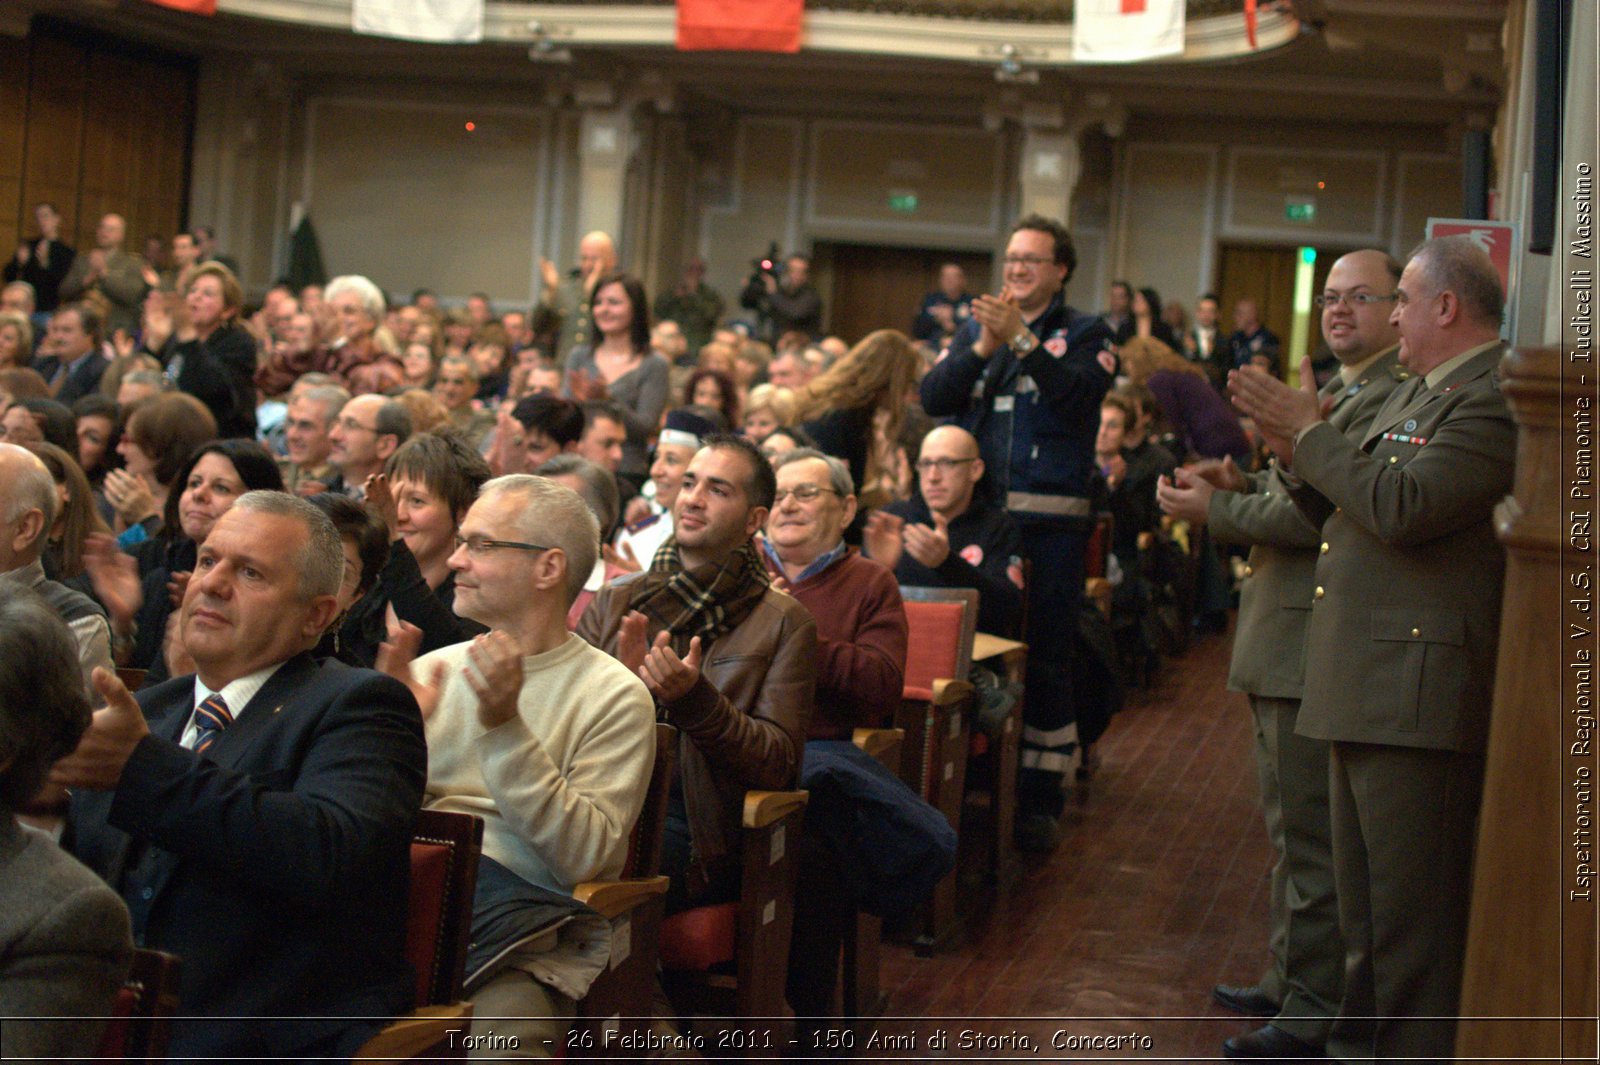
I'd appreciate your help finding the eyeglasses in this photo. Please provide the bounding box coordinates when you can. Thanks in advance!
[1002,255,1055,268]
[453,535,552,557]
[773,484,840,503]
[1313,291,1399,309]
[915,457,977,474]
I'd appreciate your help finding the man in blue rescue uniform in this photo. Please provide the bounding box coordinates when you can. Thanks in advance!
[920,213,1116,851]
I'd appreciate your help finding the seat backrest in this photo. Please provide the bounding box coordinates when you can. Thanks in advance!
[115,667,147,692]
[94,947,180,1065]
[406,809,484,1007]
[623,722,677,878]
[1084,511,1113,580]
[899,587,979,694]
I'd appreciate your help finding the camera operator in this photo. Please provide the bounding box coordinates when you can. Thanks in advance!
[740,249,822,344]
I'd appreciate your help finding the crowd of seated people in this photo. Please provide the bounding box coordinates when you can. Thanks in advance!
[0,209,1294,1059]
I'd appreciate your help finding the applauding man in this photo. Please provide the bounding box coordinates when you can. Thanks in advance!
[866,424,1025,639]
[578,433,815,910]
[382,474,655,1053]
[61,493,426,1060]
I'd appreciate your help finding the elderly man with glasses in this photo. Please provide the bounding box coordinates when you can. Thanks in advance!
[920,212,1116,851]
[326,394,412,499]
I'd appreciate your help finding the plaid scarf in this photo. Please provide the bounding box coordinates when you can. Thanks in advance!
[626,535,771,654]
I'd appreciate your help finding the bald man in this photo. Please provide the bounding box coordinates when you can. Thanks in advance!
[1160,248,1407,1061]
[0,443,112,692]
[864,425,1025,639]
[533,231,617,361]
[58,213,147,337]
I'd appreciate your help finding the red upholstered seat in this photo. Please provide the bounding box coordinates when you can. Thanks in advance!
[406,840,452,1006]
[658,903,739,971]
[903,600,966,695]
[94,986,137,1059]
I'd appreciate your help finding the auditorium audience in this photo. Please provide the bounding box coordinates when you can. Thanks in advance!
[27,440,111,598]
[741,382,796,440]
[317,274,405,395]
[492,392,584,476]
[614,408,716,573]
[1119,336,1252,464]
[0,591,132,1063]
[62,491,427,1060]
[1112,286,1181,352]
[34,304,109,405]
[682,366,739,429]
[70,392,119,492]
[280,383,349,496]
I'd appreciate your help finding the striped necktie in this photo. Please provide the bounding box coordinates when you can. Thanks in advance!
[194,693,232,753]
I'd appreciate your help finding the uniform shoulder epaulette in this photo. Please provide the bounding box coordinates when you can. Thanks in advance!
[1390,366,1411,381]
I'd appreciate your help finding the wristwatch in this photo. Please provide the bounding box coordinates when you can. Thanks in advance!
[1010,328,1038,355]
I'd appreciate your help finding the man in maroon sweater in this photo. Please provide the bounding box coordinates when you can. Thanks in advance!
[762,448,907,738]
[760,447,907,1026]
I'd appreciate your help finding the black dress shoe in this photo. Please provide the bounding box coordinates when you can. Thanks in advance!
[1212,984,1280,1017]
[1221,1024,1324,1061]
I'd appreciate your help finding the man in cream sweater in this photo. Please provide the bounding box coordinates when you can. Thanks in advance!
[381,474,655,1058]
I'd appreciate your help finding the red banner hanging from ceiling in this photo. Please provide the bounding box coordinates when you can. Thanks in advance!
[142,0,218,14]
[676,0,804,53]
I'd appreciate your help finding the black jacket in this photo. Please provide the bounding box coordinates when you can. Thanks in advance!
[165,322,259,439]
[67,654,426,1060]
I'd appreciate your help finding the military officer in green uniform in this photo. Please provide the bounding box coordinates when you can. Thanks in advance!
[1160,249,1407,1061]
[1229,236,1515,1063]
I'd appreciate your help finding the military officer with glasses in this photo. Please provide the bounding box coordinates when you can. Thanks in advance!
[920,214,1116,850]
[866,424,1025,640]
[1160,248,1406,1062]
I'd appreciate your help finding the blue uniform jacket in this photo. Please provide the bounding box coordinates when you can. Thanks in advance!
[919,295,1115,521]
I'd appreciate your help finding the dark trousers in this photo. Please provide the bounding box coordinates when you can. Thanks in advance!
[1017,520,1088,819]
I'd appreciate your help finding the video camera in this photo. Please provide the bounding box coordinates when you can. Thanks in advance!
[750,241,780,278]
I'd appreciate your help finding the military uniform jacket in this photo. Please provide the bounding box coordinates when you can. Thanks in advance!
[1210,348,1405,699]
[1289,343,1515,752]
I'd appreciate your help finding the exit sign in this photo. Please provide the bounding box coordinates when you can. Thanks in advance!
[1285,197,1317,223]
[888,190,919,214]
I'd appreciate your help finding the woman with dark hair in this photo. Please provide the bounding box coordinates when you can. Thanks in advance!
[84,438,283,673]
[338,429,491,667]
[1113,286,1180,351]
[71,392,121,492]
[564,272,670,489]
[105,392,216,544]
[682,367,739,429]
[0,591,133,1061]
[305,493,391,665]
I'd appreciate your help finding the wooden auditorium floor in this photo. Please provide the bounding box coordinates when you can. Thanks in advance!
[862,620,1275,1062]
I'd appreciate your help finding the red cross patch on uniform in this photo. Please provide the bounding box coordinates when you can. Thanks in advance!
[1045,336,1069,358]
[960,544,984,566]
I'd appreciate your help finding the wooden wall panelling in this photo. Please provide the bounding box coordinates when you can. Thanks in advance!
[21,34,88,245]
[80,50,143,240]
[0,35,30,256]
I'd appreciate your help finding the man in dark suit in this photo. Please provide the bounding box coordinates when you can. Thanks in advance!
[31,304,108,406]
[1162,249,1407,1060]
[58,491,427,1061]
[1230,236,1515,1063]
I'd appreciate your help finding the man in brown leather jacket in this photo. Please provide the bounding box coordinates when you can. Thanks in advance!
[578,433,816,907]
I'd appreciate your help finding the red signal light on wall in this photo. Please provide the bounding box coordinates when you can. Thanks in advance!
[465,121,476,132]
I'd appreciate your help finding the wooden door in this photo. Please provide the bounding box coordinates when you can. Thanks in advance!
[818,242,992,347]
[1215,244,1300,375]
